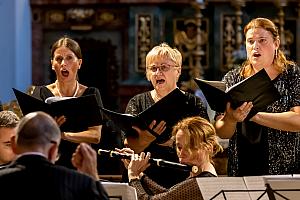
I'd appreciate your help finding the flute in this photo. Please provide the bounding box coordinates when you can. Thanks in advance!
[98,149,199,173]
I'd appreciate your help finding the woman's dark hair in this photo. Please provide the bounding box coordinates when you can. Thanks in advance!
[50,36,82,59]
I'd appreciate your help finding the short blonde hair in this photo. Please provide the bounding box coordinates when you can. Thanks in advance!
[145,43,182,80]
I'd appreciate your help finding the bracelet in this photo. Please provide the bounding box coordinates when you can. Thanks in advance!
[140,173,146,182]
[129,177,140,183]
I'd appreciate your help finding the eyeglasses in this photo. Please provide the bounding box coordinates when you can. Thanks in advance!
[147,64,176,73]
[53,54,78,64]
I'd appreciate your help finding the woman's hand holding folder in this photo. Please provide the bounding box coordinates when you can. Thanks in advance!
[225,102,254,122]
[54,115,67,127]
[125,120,166,153]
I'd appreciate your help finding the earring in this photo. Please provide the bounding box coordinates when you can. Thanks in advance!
[192,166,199,174]
[275,49,278,58]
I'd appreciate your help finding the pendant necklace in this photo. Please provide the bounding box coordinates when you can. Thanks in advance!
[55,80,79,97]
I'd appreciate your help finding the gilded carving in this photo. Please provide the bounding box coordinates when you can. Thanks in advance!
[174,18,208,91]
[66,8,95,23]
[99,12,115,22]
[222,15,237,71]
[48,11,65,24]
[135,14,152,72]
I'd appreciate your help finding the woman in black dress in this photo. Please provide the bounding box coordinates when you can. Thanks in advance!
[124,43,209,187]
[32,36,103,168]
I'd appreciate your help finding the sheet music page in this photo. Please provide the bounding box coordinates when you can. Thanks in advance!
[263,175,300,200]
[45,96,75,104]
[101,182,138,200]
[243,176,268,200]
[196,177,251,200]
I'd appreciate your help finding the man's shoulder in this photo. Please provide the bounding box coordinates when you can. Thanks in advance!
[0,166,23,176]
[0,160,93,184]
[0,164,25,183]
[52,164,91,178]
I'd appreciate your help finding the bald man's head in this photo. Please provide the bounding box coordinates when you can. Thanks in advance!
[15,112,61,148]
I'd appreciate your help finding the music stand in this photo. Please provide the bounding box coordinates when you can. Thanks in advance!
[209,189,266,200]
[209,183,300,200]
[263,176,300,200]
[101,181,138,200]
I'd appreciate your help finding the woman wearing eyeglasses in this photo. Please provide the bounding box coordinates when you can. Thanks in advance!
[123,43,209,188]
[31,36,103,169]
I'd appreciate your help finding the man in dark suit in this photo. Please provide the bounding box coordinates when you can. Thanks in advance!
[0,111,108,200]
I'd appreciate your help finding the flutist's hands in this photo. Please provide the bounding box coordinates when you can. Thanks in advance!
[115,148,151,181]
[115,148,134,169]
[72,143,99,180]
[128,152,151,182]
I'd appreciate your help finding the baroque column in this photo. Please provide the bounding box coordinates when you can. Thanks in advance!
[191,0,206,79]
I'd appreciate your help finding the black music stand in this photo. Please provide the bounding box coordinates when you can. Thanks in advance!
[210,183,300,200]
[210,188,266,200]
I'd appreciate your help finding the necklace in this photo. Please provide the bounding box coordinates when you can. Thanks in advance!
[55,80,79,97]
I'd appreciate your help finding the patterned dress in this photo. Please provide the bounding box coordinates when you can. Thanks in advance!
[221,65,300,176]
[129,171,216,200]
[125,90,209,188]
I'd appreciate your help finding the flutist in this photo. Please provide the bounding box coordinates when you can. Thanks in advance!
[116,116,223,200]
